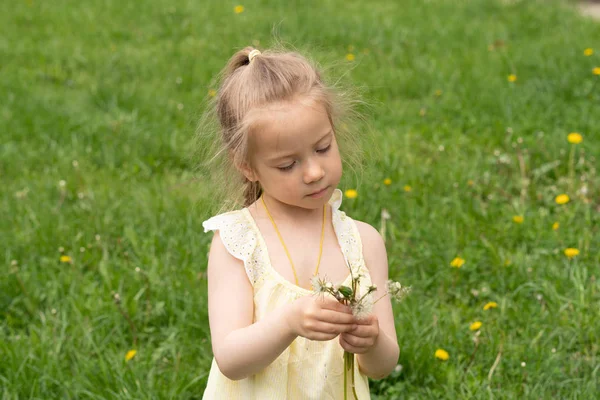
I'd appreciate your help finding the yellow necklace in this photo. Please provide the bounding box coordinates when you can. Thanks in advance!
[260,196,326,290]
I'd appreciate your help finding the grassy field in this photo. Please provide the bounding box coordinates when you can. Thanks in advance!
[2,0,600,398]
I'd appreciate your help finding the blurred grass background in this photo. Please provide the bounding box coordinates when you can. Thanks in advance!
[1,0,600,398]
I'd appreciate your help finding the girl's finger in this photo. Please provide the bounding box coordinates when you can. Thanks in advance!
[317,321,357,334]
[339,334,362,354]
[317,309,357,324]
[341,333,371,350]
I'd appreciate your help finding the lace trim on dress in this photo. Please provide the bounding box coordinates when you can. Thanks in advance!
[202,188,369,294]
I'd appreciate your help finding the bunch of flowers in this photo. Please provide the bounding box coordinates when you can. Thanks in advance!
[311,272,411,399]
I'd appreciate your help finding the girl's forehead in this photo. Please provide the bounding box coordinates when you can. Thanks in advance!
[251,99,331,153]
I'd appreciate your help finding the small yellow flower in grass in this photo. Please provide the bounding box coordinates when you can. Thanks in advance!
[208,89,216,97]
[508,74,517,82]
[450,257,465,268]
[344,189,358,199]
[383,178,392,186]
[345,53,355,62]
[504,259,512,267]
[593,67,600,76]
[403,185,412,192]
[564,248,579,259]
[467,180,474,186]
[555,194,569,205]
[584,48,593,56]
[60,255,72,263]
[567,133,583,144]
[469,321,482,331]
[125,349,137,362]
[552,222,559,231]
[233,5,244,14]
[435,349,449,361]
[512,215,524,224]
[483,301,498,310]
[434,89,443,97]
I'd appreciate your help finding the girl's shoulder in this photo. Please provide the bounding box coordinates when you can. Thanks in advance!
[202,209,247,234]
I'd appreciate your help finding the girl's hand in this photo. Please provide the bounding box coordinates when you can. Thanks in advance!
[285,295,358,341]
[338,314,379,354]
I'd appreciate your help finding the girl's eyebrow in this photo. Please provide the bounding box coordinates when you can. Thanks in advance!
[268,130,333,162]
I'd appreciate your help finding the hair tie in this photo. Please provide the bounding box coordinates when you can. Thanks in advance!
[248,49,261,63]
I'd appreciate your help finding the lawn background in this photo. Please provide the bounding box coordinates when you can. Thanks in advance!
[2,0,600,398]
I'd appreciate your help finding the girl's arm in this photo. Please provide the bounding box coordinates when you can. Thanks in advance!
[354,221,400,379]
[206,231,356,381]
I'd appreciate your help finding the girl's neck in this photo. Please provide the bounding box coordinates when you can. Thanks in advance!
[251,193,326,226]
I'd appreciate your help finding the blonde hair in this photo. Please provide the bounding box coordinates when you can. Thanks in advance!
[194,44,367,213]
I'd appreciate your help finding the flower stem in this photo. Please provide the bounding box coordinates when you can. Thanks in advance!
[344,351,358,400]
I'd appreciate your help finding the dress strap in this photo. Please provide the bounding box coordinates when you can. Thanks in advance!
[329,189,365,277]
[202,210,263,287]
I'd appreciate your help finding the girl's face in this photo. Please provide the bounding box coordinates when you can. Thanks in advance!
[243,97,343,211]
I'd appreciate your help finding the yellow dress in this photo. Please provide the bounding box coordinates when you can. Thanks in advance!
[202,188,373,399]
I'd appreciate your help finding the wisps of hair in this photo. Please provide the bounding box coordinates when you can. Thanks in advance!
[191,41,369,214]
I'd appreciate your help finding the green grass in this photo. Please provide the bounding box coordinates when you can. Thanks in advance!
[2,0,600,398]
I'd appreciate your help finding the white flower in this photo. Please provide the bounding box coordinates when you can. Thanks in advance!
[311,276,323,293]
[351,300,372,320]
[381,209,391,220]
[386,280,411,301]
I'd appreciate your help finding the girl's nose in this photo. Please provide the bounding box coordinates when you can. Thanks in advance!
[303,159,325,184]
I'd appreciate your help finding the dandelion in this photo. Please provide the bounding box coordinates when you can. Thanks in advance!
[383,178,392,186]
[403,185,412,192]
[351,301,373,320]
[584,48,593,56]
[434,89,443,97]
[552,222,559,231]
[508,74,517,82]
[467,180,474,186]
[564,248,579,259]
[345,53,355,62]
[435,349,449,361]
[512,215,524,224]
[385,280,411,301]
[233,5,244,14]
[310,275,328,294]
[483,301,497,310]
[593,67,600,76]
[381,209,390,220]
[504,259,512,267]
[125,349,137,362]
[58,180,66,188]
[567,133,583,144]
[521,361,526,367]
[208,89,217,97]
[450,257,465,268]
[555,194,569,205]
[344,189,358,199]
[469,321,482,331]
[60,255,72,263]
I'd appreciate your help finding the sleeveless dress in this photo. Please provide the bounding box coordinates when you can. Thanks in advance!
[202,188,373,399]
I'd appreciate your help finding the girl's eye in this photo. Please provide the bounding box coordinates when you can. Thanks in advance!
[317,145,331,153]
[277,163,294,171]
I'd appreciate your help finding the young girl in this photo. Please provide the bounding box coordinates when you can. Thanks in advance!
[200,46,399,399]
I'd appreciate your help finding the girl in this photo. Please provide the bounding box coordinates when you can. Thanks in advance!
[199,46,399,399]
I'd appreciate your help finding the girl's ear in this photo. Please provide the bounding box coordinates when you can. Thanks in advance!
[238,161,258,182]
